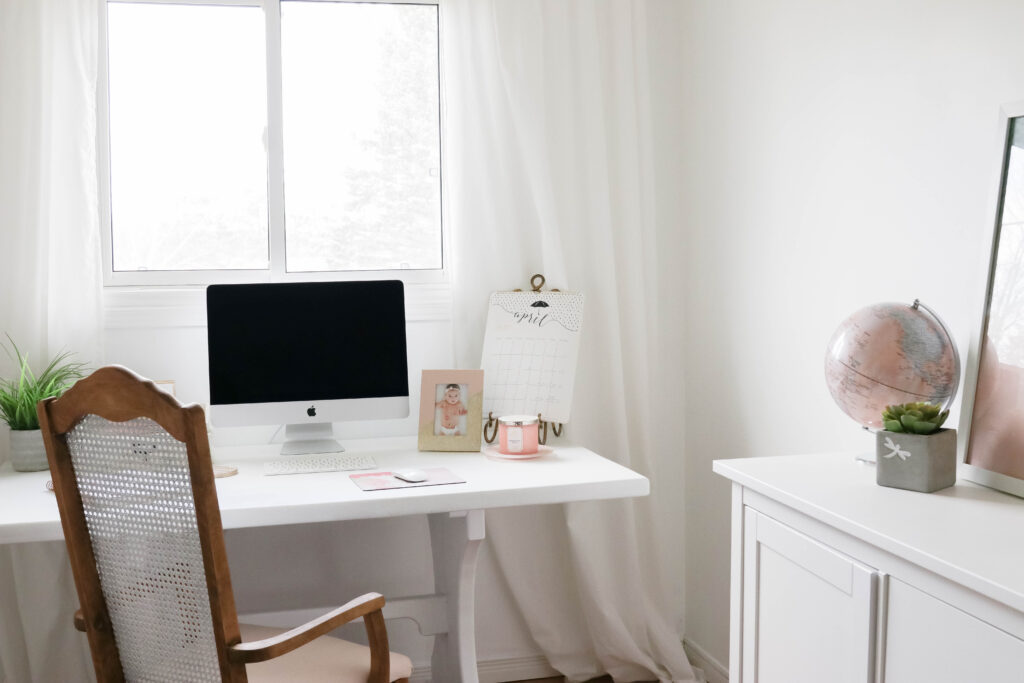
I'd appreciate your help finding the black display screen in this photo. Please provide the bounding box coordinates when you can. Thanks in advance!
[206,281,409,405]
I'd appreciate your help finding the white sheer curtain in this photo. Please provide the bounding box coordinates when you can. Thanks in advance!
[445,1,698,681]
[0,0,103,680]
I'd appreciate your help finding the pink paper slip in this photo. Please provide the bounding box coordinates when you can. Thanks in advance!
[350,467,465,492]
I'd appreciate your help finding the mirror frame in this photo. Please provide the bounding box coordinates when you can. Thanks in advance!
[958,99,1024,497]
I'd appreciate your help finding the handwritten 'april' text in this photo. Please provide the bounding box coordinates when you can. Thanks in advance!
[513,311,550,327]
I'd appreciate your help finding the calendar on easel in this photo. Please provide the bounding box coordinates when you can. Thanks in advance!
[480,276,584,429]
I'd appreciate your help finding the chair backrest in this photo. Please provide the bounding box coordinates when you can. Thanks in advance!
[38,366,246,682]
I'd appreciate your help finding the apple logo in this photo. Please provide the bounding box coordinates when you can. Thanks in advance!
[307,405,316,417]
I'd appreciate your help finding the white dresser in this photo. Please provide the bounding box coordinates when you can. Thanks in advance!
[714,453,1024,683]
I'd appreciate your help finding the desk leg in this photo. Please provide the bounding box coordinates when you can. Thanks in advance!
[428,509,485,683]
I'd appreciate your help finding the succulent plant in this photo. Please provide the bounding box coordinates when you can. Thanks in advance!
[882,402,949,435]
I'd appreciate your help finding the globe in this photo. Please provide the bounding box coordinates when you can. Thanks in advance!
[824,301,960,429]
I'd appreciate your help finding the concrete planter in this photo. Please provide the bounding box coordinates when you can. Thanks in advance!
[876,428,957,493]
[9,429,48,472]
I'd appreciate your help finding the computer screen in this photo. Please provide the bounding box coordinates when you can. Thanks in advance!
[206,280,409,454]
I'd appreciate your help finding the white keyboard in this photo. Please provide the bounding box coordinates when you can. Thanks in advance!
[263,453,377,476]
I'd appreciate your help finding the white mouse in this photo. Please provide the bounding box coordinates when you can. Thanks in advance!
[393,468,428,483]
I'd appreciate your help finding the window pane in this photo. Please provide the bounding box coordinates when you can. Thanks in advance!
[107,4,268,271]
[281,2,442,272]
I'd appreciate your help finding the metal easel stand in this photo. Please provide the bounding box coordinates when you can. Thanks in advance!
[482,273,566,445]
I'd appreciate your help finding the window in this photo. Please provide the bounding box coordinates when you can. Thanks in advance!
[101,0,443,285]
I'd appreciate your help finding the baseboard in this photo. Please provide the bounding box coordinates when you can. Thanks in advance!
[409,654,560,682]
[242,606,721,683]
[683,638,728,683]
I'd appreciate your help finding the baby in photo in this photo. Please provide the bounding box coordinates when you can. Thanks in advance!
[435,383,468,436]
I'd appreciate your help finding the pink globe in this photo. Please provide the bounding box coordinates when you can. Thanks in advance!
[824,302,959,429]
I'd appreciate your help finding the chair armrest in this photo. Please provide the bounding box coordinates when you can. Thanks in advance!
[229,592,386,664]
[73,609,86,632]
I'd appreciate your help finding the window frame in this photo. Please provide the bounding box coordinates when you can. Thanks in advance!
[98,0,448,287]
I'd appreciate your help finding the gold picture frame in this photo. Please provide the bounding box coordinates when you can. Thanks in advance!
[417,369,484,452]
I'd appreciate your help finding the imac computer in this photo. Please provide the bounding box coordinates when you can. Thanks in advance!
[206,280,410,455]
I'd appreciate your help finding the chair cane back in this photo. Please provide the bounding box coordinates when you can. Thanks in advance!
[38,366,411,683]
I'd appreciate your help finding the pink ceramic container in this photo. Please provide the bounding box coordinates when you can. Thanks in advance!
[497,415,540,455]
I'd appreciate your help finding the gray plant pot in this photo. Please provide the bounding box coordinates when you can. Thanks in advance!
[875,428,957,493]
[9,429,49,472]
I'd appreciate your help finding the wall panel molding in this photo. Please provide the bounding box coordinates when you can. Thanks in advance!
[103,283,453,329]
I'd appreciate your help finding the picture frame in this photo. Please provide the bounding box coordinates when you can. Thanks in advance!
[959,100,1024,497]
[417,369,484,452]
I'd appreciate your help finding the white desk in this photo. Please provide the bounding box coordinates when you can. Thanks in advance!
[0,437,648,682]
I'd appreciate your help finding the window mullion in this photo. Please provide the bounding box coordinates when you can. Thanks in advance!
[265,0,287,280]
[99,0,115,286]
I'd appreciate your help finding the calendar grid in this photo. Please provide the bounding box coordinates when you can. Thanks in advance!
[480,291,583,424]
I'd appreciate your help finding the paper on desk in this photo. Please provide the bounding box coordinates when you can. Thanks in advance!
[350,468,465,491]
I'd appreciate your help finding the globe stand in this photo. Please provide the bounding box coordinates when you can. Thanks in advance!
[855,426,878,463]
[911,298,961,408]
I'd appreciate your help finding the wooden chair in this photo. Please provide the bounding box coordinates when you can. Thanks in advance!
[38,365,412,683]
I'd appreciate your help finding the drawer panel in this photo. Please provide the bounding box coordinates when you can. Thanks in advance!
[885,578,1024,683]
[743,509,877,683]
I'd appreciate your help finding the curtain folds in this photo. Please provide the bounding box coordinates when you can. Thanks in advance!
[0,0,103,680]
[445,1,698,681]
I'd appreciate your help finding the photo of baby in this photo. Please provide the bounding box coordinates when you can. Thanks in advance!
[418,369,483,452]
[434,383,468,436]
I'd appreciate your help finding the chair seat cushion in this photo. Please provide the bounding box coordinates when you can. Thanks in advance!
[240,623,413,682]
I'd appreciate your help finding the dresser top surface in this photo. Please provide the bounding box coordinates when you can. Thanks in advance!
[715,453,1024,612]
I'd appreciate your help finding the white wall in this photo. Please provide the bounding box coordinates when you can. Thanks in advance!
[647,0,689,637]
[680,0,1024,669]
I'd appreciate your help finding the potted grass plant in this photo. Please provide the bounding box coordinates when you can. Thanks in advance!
[875,402,957,493]
[0,338,87,471]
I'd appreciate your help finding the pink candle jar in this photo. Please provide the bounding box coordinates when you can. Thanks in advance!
[498,415,540,456]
